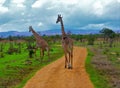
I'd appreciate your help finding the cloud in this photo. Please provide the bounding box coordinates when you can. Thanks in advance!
[0,6,8,13]
[0,0,6,5]
[0,0,119,32]
[31,0,46,8]
[38,22,43,26]
[93,1,104,16]
[0,0,9,14]
[118,0,120,3]
[11,0,26,8]
[81,23,105,29]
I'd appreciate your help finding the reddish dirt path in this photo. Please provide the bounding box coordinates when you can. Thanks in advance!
[24,47,94,88]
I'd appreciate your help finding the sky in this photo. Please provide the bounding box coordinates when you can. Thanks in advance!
[0,0,120,32]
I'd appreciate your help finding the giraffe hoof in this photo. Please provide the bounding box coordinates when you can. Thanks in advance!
[68,65,73,69]
[70,67,73,69]
[68,64,71,69]
[68,66,71,69]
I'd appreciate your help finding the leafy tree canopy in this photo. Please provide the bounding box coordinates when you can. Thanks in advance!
[100,27,115,38]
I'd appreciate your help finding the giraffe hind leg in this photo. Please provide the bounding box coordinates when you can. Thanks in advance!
[40,49,44,62]
[46,47,50,62]
[68,52,71,69]
[65,54,68,68]
[70,51,73,69]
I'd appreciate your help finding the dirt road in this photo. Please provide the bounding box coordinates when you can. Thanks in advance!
[24,47,94,88]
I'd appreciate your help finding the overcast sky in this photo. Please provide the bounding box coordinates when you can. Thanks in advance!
[0,0,120,32]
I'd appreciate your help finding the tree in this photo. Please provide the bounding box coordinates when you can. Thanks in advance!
[87,34,95,45]
[100,28,115,47]
[8,35,13,41]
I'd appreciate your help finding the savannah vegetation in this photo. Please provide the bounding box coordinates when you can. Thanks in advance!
[0,27,120,88]
[0,35,63,88]
[85,28,120,88]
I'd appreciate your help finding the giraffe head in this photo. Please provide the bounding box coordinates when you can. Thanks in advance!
[29,26,33,32]
[56,14,62,23]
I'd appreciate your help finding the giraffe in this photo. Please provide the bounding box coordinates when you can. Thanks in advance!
[56,14,73,69]
[29,26,50,62]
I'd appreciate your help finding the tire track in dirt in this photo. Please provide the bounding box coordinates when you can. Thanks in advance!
[24,47,94,88]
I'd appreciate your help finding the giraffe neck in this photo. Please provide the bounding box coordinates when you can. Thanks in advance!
[60,18,66,36]
[31,29,43,41]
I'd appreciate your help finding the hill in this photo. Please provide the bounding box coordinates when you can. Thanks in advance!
[0,29,101,38]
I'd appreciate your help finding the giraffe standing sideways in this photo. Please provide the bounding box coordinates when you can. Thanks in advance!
[29,26,50,62]
[56,14,73,69]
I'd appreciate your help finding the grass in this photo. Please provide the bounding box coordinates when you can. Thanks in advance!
[85,41,120,88]
[85,49,111,88]
[0,43,64,88]
[103,43,120,68]
[1,40,120,88]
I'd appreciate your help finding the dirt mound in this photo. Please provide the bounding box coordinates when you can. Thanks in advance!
[24,47,94,88]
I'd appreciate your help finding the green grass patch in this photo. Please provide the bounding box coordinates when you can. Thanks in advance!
[106,46,120,68]
[85,49,111,88]
[0,44,64,88]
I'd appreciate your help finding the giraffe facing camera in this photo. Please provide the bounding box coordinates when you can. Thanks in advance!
[56,14,73,69]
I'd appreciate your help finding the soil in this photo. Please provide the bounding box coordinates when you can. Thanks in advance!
[24,47,94,88]
[90,47,120,88]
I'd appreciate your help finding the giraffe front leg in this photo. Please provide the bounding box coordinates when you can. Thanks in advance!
[40,49,44,62]
[70,52,73,69]
[65,54,68,68]
[46,47,50,62]
[68,52,71,69]
[70,57,73,69]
